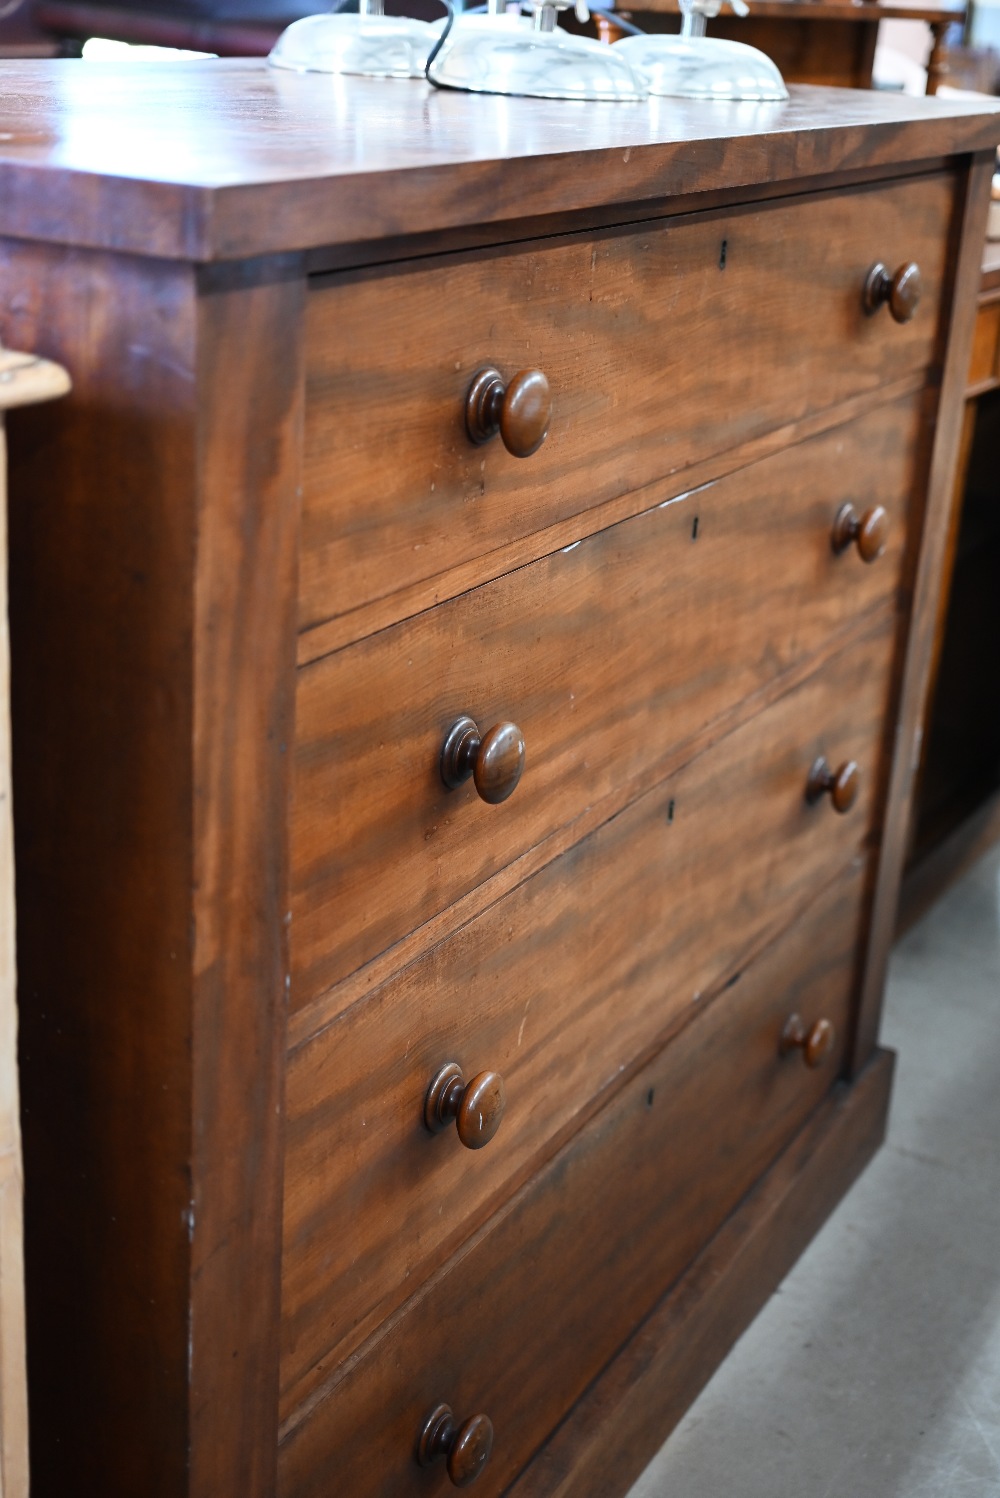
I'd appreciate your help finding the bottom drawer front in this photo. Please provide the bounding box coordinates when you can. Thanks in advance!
[279,861,867,1498]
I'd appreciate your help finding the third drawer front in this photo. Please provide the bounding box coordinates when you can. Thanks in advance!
[279,859,869,1498]
[302,170,952,627]
[281,615,896,1414]
[292,396,920,1004]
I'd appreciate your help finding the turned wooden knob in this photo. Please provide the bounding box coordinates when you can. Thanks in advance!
[465,366,551,457]
[863,261,922,323]
[441,715,525,804]
[831,502,889,563]
[425,1062,506,1149]
[805,756,859,814]
[416,1404,493,1487]
[781,1014,836,1068]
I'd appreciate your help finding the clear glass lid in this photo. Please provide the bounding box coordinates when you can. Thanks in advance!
[268,4,443,80]
[614,34,787,100]
[427,2,648,100]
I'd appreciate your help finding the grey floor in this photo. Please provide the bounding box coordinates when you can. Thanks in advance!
[628,843,1000,1498]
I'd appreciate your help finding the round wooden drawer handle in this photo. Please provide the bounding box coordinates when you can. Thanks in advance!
[441,715,525,804]
[805,756,859,814]
[781,1013,836,1069]
[425,1062,506,1149]
[831,502,889,563]
[416,1403,494,1487]
[863,260,922,323]
[465,366,551,457]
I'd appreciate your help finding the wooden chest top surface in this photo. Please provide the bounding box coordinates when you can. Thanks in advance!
[0,60,997,259]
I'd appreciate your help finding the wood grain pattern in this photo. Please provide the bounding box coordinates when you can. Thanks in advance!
[4,242,304,1497]
[852,150,997,1075]
[278,862,869,1496]
[0,63,997,262]
[297,370,927,663]
[281,619,897,1415]
[189,263,304,1498]
[0,74,985,1498]
[287,599,903,1057]
[6,243,201,1498]
[292,395,923,1004]
[507,1045,895,1498]
[302,175,951,624]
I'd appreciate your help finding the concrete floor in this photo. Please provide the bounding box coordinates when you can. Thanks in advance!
[628,843,1000,1498]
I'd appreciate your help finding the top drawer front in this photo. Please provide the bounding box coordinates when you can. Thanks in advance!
[302,172,952,628]
[292,396,919,1006]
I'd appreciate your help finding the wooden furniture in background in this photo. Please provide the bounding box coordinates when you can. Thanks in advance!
[0,62,996,1498]
[593,0,965,92]
[0,0,436,56]
[0,0,967,80]
[900,234,1000,929]
[26,0,288,52]
[0,345,68,1498]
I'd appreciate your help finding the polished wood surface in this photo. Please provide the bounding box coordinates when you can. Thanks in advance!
[852,152,996,1074]
[0,63,996,261]
[293,396,922,1005]
[302,177,948,625]
[278,864,867,1497]
[282,619,896,1407]
[299,372,928,664]
[0,60,994,1498]
[6,245,302,1497]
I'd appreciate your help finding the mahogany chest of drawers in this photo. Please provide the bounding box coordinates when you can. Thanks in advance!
[0,59,996,1498]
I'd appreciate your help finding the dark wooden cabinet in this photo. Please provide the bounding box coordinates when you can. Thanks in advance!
[901,238,1000,924]
[0,59,996,1498]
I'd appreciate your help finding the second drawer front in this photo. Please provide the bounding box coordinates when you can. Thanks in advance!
[279,861,868,1497]
[281,617,896,1412]
[302,171,951,627]
[292,397,919,1003]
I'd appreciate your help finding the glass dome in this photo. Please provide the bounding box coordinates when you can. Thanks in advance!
[428,3,648,100]
[268,6,443,80]
[615,34,787,101]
